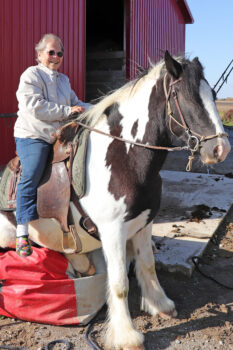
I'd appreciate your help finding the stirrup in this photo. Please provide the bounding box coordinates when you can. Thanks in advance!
[62,225,82,254]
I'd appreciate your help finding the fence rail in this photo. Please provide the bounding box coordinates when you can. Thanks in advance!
[0,113,17,118]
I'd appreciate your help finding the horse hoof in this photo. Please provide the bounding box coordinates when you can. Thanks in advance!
[159,308,177,319]
[122,346,145,350]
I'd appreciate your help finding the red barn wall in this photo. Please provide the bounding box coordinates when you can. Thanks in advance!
[0,0,85,166]
[0,0,191,166]
[126,0,186,79]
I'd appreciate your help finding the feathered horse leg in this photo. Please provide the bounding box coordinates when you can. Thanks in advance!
[131,223,177,319]
[100,223,144,350]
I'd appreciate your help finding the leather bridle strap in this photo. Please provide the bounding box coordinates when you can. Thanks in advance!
[164,76,186,129]
[164,73,228,148]
[163,73,229,171]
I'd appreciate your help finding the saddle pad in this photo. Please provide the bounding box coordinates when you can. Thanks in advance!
[72,127,90,198]
[0,247,106,325]
[0,165,14,210]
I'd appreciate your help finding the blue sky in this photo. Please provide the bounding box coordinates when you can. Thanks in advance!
[185,0,233,99]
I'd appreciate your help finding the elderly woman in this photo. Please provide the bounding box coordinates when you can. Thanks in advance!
[14,33,91,257]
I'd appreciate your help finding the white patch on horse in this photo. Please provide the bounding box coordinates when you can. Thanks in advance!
[119,78,157,153]
[199,79,224,134]
[80,117,128,223]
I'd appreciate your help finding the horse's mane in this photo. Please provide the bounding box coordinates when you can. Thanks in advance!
[80,59,168,127]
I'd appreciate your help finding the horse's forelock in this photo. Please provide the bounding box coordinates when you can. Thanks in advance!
[180,57,205,97]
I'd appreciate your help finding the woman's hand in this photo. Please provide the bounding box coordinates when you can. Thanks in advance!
[71,105,85,114]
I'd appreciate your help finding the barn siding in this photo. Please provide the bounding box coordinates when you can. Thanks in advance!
[126,0,186,79]
[0,0,192,166]
[0,0,85,166]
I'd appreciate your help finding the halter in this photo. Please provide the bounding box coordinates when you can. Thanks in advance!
[163,73,228,170]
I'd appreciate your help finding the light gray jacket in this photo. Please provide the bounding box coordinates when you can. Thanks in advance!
[14,64,90,143]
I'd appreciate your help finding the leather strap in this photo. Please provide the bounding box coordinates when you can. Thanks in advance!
[8,165,21,209]
[61,223,82,254]
[75,121,187,152]
[67,142,99,241]
[71,187,99,240]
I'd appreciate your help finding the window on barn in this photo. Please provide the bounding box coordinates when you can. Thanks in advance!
[86,0,125,102]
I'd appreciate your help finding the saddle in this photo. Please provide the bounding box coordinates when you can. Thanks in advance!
[0,121,98,254]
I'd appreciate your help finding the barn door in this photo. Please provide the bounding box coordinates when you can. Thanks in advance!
[85,0,125,101]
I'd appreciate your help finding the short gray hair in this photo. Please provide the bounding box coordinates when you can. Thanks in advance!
[35,33,64,63]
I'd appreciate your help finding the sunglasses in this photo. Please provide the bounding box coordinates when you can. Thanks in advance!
[47,50,64,58]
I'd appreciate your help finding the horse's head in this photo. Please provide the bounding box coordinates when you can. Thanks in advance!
[164,51,231,165]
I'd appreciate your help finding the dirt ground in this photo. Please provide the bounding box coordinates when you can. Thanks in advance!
[0,204,233,350]
[216,98,233,113]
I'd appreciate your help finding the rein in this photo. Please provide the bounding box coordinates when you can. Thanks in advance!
[75,121,188,152]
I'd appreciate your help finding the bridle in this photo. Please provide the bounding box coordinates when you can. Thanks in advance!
[72,74,228,171]
[163,73,228,170]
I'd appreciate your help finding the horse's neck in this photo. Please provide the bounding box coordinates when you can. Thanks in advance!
[103,77,169,180]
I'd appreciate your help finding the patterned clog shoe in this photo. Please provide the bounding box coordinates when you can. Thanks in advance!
[16,236,33,257]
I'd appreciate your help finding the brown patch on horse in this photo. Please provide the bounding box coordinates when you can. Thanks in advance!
[51,121,80,163]
[105,99,163,224]
[131,120,138,138]
[56,121,79,145]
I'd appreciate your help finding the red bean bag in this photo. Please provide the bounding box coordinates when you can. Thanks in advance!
[0,247,106,325]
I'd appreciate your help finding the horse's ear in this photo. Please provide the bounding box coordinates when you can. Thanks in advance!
[192,57,199,63]
[164,50,182,79]
[192,56,203,70]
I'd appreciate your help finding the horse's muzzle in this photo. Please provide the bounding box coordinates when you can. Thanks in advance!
[200,135,231,164]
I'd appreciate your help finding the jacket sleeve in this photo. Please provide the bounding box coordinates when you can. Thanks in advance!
[16,69,72,122]
[71,89,92,110]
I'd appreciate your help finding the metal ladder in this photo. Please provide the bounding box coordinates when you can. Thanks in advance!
[213,59,233,95]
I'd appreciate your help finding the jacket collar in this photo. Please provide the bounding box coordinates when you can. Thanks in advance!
[38,63,59,77]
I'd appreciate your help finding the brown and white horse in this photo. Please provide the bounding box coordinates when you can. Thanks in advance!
[0,51,231,349]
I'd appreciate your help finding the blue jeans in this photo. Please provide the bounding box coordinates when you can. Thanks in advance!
[15,138,52,224]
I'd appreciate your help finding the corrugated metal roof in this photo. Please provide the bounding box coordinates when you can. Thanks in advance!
[176,0,194,24]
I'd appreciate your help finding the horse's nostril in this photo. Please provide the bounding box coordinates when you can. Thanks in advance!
[214,144,224,160]
[213,145,219,158]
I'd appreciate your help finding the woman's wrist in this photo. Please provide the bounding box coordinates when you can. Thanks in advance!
[63,106,72,119]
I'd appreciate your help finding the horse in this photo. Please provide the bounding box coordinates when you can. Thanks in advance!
[0,51,231,350]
